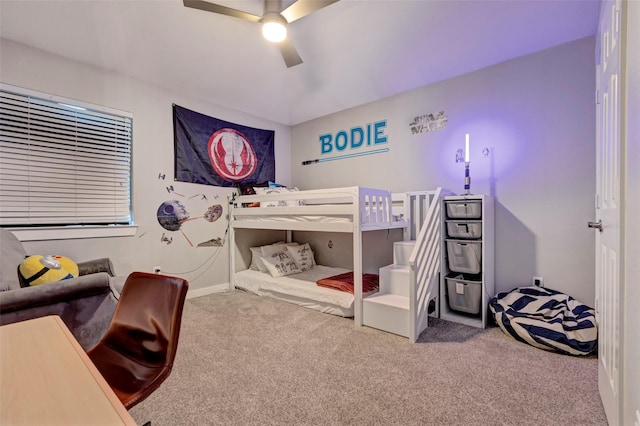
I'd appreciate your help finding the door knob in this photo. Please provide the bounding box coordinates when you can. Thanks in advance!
[588,220,603,232]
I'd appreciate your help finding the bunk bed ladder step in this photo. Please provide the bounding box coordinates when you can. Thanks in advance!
[362,293,410,338]
[363,187,446,342]
[393,241,415,265]
[379,264,410,295]
[362,240,415,338]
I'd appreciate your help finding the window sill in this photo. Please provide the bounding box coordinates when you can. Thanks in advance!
[10,225,139,242]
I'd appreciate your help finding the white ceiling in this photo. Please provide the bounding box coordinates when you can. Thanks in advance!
[0,0,600,126]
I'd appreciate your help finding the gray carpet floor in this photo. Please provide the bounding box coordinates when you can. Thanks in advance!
[130,290,607,425]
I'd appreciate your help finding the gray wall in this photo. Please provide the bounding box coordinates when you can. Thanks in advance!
[1,36,598,305]
[291,37,597,305]
[0,38,292,293]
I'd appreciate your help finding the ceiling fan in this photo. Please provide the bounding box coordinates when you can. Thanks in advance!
[183,0,339,68]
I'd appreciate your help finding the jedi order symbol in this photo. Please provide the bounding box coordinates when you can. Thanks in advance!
[207,128,257,182]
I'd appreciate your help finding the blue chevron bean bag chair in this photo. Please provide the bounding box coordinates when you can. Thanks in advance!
[489,286,597,356]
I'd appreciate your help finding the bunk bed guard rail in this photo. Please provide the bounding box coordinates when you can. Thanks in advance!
[408,187,452,343]
[231,186,400,230]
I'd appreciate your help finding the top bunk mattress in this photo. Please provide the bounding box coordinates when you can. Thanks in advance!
[234,265,356,317]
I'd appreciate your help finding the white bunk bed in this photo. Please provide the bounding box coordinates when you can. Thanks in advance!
[229,186,445,341]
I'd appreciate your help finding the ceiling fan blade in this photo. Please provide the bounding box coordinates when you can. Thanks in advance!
[280,0,339,23]
[278,39,303,68]
[183,0,262,22]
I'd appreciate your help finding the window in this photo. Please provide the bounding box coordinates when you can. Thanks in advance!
[0,84,132,227]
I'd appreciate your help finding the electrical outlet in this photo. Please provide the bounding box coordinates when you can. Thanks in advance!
[533,276,544,287]
[153,266,161,274]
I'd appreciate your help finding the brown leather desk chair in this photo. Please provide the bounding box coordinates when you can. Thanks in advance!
[87,272,188,410]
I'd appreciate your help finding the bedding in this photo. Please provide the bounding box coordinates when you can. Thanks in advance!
[249,247,267,271]
[260,241,296,258]
[316,272,379,294]
[254,186,304,207]
[286,243,316,271]
[234,266,355,316]
[262,251,300,277]
[250,242,298,273]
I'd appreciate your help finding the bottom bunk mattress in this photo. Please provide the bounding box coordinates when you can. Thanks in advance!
[234,265,362,317]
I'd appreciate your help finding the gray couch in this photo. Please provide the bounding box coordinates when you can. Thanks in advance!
[0,229,119,349]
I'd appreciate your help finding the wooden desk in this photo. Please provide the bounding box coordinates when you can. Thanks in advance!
[0,315,136,425]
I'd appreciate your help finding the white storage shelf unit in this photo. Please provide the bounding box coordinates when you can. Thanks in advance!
[439,195,494,328]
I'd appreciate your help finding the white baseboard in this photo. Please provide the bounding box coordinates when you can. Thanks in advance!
[187,283,229,299]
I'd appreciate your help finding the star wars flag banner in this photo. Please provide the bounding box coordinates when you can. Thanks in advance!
[173,104,275,187]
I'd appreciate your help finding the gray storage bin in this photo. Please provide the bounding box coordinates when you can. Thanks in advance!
[445,200,482,219]
[446,239,482,274]
[446,220,482,239]
[446,274,482,314]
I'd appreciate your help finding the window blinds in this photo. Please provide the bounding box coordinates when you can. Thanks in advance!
[0,85,132,226]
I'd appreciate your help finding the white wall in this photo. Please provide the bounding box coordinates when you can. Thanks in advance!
[0,38,292,293]
[291,37,597,305]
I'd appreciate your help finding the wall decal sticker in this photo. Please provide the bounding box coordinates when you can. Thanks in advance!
[182,232,194,247]
[157,200,190,232]
[165,185,185,197]
[155,199,193,246]
[156,194,227,247]
[303,119,389,166]
[197,237,224,247]
[302,148,390,166]
[203,204,223,222]
[409,111,447,134]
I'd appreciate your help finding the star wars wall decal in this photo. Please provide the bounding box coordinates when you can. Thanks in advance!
[165,185,185,197]
[157,200,190,232]
[409,111,447,134]
[155,171,226,247]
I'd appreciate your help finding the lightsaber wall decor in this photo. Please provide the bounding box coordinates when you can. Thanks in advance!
[464,133,471,195]
[301,147,389,165]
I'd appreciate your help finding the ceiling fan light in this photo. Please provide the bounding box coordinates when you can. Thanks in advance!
[261,13,287,43]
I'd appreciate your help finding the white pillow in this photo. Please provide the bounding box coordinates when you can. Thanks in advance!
[286,243,316,271]
[261,242,285,259]
[254,186,304,207]
[249,247,267,272]
[262,251,300,277]
[261,242,295,257]
[254,242,298,273]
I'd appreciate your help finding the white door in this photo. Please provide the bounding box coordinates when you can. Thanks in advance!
[594,1,622,424]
